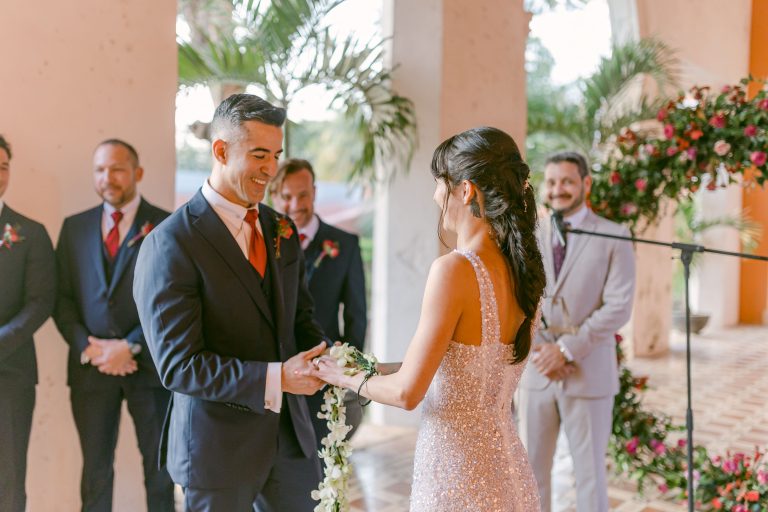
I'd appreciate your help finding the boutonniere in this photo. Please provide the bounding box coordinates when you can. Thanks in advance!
[313,240,340,268]
[127,221,154,247]
[0,223,25,250]
[274,216,294,258]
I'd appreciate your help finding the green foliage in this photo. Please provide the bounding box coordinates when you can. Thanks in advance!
[177,0,417,183]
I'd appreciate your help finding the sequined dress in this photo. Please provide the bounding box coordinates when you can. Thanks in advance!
[409,250,541,511]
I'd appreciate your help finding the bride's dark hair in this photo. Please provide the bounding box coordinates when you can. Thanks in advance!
[431,126,545,364]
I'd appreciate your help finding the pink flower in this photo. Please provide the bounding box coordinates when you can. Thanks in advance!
[722,458,738,474]
[686,148,698,160]
[666,146,678,157]
[721,85,732,93]
[677,439,687,448]
[610,171,621,185]
[658,483,669,494]
[733,505,747,512]
[649,439,666,455]
[744,124,758,137]
[663,124,675,139]
[625,437,639,455]
[620,203,638,217]
[750,151,767,167]
[713,140,731,156]
[759,98,768,110]
[709,113,726,128]
[634,178,647,192]
[657,108,668,121]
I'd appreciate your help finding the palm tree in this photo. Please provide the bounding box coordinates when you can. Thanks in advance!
[527,38,680,163]
[177,0,417,183]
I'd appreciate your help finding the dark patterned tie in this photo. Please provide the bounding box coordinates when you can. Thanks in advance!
[553,223,569,280]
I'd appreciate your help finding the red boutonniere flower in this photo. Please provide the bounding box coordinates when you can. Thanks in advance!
[274,216,294,258]
[313,240,340,268]
[0,223,25,250]
[127,221,154,247]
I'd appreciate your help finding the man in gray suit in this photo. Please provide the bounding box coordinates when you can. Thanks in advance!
[517,151,636,512]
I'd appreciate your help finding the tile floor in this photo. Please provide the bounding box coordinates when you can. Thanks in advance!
[342,326,768,511]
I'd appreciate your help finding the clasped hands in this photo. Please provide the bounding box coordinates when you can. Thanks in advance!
[84,336,137,376]
[531,342,575,381]
[282,341,356,395]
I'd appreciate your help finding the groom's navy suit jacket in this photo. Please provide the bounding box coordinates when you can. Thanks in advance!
[54,199,169,388]
[133,190,326,489]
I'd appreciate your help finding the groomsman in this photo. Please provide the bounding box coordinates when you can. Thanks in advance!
[271,158,368,448]
[517,151,636,512]
[0,135,56,512]
[54,139,173,512]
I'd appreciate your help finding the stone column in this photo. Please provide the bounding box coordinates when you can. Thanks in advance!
[0,1,176,510]
[371,0,529,426]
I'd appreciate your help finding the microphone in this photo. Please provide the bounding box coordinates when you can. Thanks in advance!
[552,211,567,247]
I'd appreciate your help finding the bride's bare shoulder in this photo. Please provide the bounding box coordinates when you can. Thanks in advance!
[429,251,474,281]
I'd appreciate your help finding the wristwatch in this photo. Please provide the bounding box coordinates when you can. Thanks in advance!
[558,344,573,364]
[128,342,142,357]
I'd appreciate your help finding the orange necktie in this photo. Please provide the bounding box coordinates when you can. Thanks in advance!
[244,209,267,277]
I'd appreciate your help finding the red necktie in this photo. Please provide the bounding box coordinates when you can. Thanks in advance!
[299,233,307,244]
[244,209,267,277]
[105,210,123,260]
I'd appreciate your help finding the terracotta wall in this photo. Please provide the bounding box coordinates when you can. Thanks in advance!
[0,1,177,510]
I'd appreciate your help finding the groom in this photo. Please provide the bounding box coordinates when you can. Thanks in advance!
[133,94,328,511]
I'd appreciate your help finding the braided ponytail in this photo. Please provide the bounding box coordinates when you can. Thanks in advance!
[431,127,546,364]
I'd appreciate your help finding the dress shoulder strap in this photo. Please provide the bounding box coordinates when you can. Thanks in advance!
[454,249,500,345]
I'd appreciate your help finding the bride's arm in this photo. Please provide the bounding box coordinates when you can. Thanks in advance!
[313,255,466,410]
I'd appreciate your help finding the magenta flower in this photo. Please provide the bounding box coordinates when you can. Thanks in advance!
[713,140,731,156]
[744,124,758,137]
[635,178,648,192]
[757,469,768,485]
[732,505,747,512]
[759,98,768,110]
[677,439,687,448]
[750,151,767,167]
[649,439,666,455]
[625,436,639,455]
[663,124,675,139]
[686,147,697,160]
[722,459,738,474]
[658,483,669,493]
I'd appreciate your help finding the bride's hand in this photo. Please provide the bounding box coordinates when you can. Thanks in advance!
[310,356,351,388]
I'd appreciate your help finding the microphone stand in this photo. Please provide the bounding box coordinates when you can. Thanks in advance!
[563,224,768,512]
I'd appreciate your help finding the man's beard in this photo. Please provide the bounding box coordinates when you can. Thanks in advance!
[551,190,585,216]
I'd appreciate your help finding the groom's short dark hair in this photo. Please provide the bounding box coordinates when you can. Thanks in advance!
[545,151,590,178]
[211,94,287,140]
[0,135,12,160]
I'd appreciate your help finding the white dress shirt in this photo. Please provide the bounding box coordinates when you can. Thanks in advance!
[201,180,283,413]
[102,193,142,246]
[298,214,320,250]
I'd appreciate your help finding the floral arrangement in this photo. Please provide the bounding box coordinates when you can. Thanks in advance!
[312,343,379,512]
[0,223,24,250]
[314,240,340,268]
[590,78,768,230]
[127,221,154,247]
[274,216,294,258]
[610,335,768,510]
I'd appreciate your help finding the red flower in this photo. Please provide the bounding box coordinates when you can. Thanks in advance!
[127,221,155,247]
[759,98,768,110]
[744,124,758,137]
[689,128,703,140]
[313,240,340,268]
[709,113,726,128]
[614,333,623,344]
[663,124,675,139]
[750,151,767,167]
[625,437,639,455]
[0,223,25,250]
[634,178,647,192]
[274,216,294,258]
[610,171,621,185]
[657,108,668,121]
[711,498,722,510]
[745,490,760,502]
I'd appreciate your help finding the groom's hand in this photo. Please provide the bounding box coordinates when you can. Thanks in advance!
[281,341,327,395]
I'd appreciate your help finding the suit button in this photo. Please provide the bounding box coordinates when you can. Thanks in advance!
[108,300,115,307]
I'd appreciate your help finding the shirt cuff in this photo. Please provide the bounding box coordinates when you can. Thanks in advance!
[557,341,575,363]
[265,362,283,413]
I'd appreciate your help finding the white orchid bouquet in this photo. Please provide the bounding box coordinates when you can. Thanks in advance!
[311,343,379,512]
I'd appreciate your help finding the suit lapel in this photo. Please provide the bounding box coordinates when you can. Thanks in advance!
[540,218,555,296]
[552,210,595,295]
[107,199,147,297]
[87,207,110,295]
[261,210,287,357]
[189,192,275,330]
[303,220,327,282]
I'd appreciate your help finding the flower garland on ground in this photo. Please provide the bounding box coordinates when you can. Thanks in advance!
[611,335,768,510]
[590,78,768,231]
[311,343,379,512]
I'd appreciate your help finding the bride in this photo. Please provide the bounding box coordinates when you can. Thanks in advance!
[311,126,544,511]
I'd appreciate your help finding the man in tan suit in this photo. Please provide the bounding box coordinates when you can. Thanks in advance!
[517,151,636,512]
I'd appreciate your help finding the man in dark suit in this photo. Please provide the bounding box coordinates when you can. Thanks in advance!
[0,135,56,512]
[133,94,328,512]
[54,139,173,512]
[271,158,368,448]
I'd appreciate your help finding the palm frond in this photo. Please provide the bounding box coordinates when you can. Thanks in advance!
[178,33,267,86]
